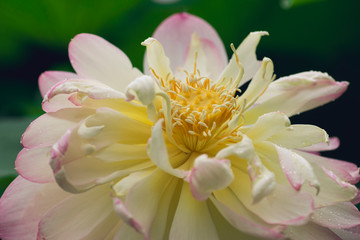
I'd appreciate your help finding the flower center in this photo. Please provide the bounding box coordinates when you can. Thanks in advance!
[157,72,244,153]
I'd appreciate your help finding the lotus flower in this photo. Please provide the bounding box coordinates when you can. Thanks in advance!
[1,12,360,240]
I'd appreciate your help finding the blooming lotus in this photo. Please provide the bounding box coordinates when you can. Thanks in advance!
[1,12,360,240]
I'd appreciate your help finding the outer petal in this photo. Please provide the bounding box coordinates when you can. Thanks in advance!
[298,150,360,185]
[331,225,360,240]
[169,183,220,240]
[285,222,342,240]
[269,124,329,149]
[297,150,359,206]
[38,184,114,240]
[211,189,285,239]
[300,137,340,152]
[50,108,153,193]
[219,31,268,85]
[69,33,142,92]
[0,176,69,240]
[245,71,348,123]
[15,147,54,183]
[231,168,314,225]
[312,202,360,229]
[39,71,79,97]
[21,108,95,148]
[149,12,227,79]
[187,154,234,201]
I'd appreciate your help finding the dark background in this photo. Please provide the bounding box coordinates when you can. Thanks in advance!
[1,0,359,193]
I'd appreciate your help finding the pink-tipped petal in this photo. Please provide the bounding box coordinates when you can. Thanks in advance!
[69,33,142,92]
[312,202,360,229]
[21,108,95,149]
[298,150,360,185]
[39,71,79,97]
[285,222,342,240]
[148,12,227,79]
[210,193,285,239]
[38,185,113,240]
[44,79,125,103]
[15,147,54,183]
[331,225,360,239]
[0,176,69,240]
[245,71,349,124]
[300,137,340,152]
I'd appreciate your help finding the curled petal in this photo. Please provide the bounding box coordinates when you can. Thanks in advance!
[186,154,234,201]
[142,38,173,83]
[237,57,274,109]
[113,198,146,238]
[244,111,290,142]
[215,133,255,161]
[44,79,125,103]
[39,71,79,97]
[276,145,320,193]
[147,119,186,178]
[125,75,156,105]
[248,156,276,204]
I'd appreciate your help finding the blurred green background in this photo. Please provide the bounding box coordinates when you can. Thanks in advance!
[1,0,359,194]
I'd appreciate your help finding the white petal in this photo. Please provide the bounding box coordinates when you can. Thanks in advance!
[219,31,268,85]
[142,38,173,84]
[269,124,329,149]
[237,57,274,109]
[187,154,234,201]
[215,133,255,161]
[169,183,219,240]
[69,33,141,92]
[244,111,290,142]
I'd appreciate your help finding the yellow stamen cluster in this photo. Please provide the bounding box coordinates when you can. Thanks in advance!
[155,68,244,153]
